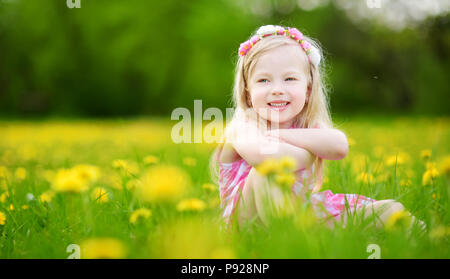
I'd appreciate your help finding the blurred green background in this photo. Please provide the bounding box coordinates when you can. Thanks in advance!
[0,0,449,117]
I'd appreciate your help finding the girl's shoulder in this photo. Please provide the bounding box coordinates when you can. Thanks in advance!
[219,117,253,164]
[219,141,243,164]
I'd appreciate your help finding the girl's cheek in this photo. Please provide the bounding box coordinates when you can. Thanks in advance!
[251,90,266,100]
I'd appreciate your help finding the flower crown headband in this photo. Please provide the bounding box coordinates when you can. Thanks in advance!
[238,25,321,67]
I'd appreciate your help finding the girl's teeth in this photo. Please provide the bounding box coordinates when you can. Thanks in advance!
[270,102,288,107]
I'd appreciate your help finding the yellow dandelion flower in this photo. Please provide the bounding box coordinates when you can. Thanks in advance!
[51,168,89,193]
[22,205,29,210]
[176,198,207,212]
[202,183,217,192]
[136,165,190,203]
[144,155,159,165]
[385,156,399,166]
[279,156,297,172]
[422,168,439,186]
[356,172,374,184]
[129,208,152,224]
[14,167,27,180]
[72,164,100,182]
[81,238,127,259]
[420,149,432,160]
[274,173,296,188]
[385,210,412,232]
[112,159,127,169]
[183,157,197,167]
[91,187,109,203]
[386,152,409,166]
[0,211,5,225]
[8,204,14,211]
[39,190,56,203]
[256,158,281,176]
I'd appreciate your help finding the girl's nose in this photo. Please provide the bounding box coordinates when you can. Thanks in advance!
[270,81,285,95]
[271,88,284,95]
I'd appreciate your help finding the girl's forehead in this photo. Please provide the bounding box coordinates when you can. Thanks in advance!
[251,45,309,75]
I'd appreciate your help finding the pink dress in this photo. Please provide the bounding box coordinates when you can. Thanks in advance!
[218,126,377,225]
[219,159,377,225]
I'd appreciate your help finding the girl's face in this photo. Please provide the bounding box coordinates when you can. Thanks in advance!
[247,45,310,129]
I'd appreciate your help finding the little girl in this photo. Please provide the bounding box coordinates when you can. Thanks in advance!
[211,25,422,230]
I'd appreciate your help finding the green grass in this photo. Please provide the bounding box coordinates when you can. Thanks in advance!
[0,116,449,258]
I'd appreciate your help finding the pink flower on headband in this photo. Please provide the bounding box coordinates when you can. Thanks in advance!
[239,41,252,56]
[249,35,260,45]
[238,25,321,66]
[275,26,285,35]
[301,40,311,52]
[239,35,261,56]
[288,27,303,41]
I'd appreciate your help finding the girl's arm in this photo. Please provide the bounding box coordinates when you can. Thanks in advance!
[226,120,315,170]
[266,127,349,160]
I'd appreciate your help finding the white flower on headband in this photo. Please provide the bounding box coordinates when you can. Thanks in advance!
[308,45,321,67]
[256,25,277,36]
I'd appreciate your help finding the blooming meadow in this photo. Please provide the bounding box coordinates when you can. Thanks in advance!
[0,116,448,258]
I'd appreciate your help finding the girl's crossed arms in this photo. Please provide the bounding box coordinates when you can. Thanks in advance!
[222,118,348,171]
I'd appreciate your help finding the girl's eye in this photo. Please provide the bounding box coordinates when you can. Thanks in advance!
[286,77,296,81]
[258,79,268,83]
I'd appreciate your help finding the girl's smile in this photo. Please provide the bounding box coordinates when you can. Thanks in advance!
[267,100,290,111]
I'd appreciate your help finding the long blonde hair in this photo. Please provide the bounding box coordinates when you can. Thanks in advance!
[210,26,333,188]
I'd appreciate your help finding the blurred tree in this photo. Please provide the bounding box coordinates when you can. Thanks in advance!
[0,0,448,117]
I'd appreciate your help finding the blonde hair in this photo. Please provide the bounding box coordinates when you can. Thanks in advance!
[210,26,333,188]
